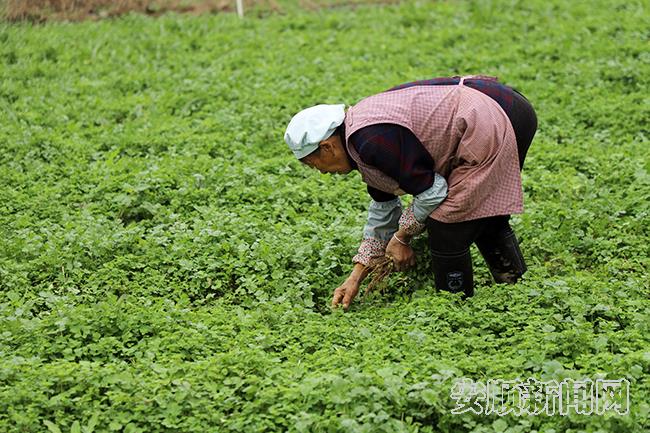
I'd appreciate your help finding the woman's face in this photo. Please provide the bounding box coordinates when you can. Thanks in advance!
[300,134,353,174]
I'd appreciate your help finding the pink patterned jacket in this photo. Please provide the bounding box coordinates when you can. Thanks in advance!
[345,78,522,224]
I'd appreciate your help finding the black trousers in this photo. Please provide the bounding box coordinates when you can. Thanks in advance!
[426,85,537,291]
[504,86,538,169]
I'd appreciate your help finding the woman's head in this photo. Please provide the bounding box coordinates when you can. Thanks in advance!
[299,130,353,174]
[284,104,353,174]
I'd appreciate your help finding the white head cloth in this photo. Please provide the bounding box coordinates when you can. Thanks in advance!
[284,104,346,159]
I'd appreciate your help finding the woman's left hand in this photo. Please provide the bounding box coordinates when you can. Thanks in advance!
[385,234,416,271]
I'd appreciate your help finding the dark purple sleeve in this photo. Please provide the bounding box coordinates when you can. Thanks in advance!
[350,124,436,200]
[366,185,396,202]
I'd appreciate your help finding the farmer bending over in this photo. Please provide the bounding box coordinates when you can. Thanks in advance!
[284,76,537,309]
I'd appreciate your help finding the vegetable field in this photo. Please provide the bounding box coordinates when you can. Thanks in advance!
[1,0,648,431]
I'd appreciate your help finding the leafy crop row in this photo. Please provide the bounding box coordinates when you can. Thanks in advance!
[0,0,648,431]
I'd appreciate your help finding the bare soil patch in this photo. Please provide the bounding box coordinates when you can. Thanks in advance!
[2,0,398,22]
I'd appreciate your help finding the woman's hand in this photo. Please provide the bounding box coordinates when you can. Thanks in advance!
[331,278,360,310]
[385,232,416,271]
[331,263,370,310]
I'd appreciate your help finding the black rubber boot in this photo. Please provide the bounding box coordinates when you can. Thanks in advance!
[431,249,474,298]
[475,229,527,284]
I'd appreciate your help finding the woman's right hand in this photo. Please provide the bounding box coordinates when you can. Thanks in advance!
[331,278,361,310]
[331,263,371,310]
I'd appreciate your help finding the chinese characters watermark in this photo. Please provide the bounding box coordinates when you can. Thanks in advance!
[450,378,630,416]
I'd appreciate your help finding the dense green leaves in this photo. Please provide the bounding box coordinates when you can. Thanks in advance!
[1,0,649,431]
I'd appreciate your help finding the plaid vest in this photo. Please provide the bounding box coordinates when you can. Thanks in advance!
[344,81,522,222]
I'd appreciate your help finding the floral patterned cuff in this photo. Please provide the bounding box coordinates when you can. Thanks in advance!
[353,237,387,267]
[398,204,427,236]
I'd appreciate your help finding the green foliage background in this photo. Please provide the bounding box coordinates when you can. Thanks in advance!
[1,0,648,431]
